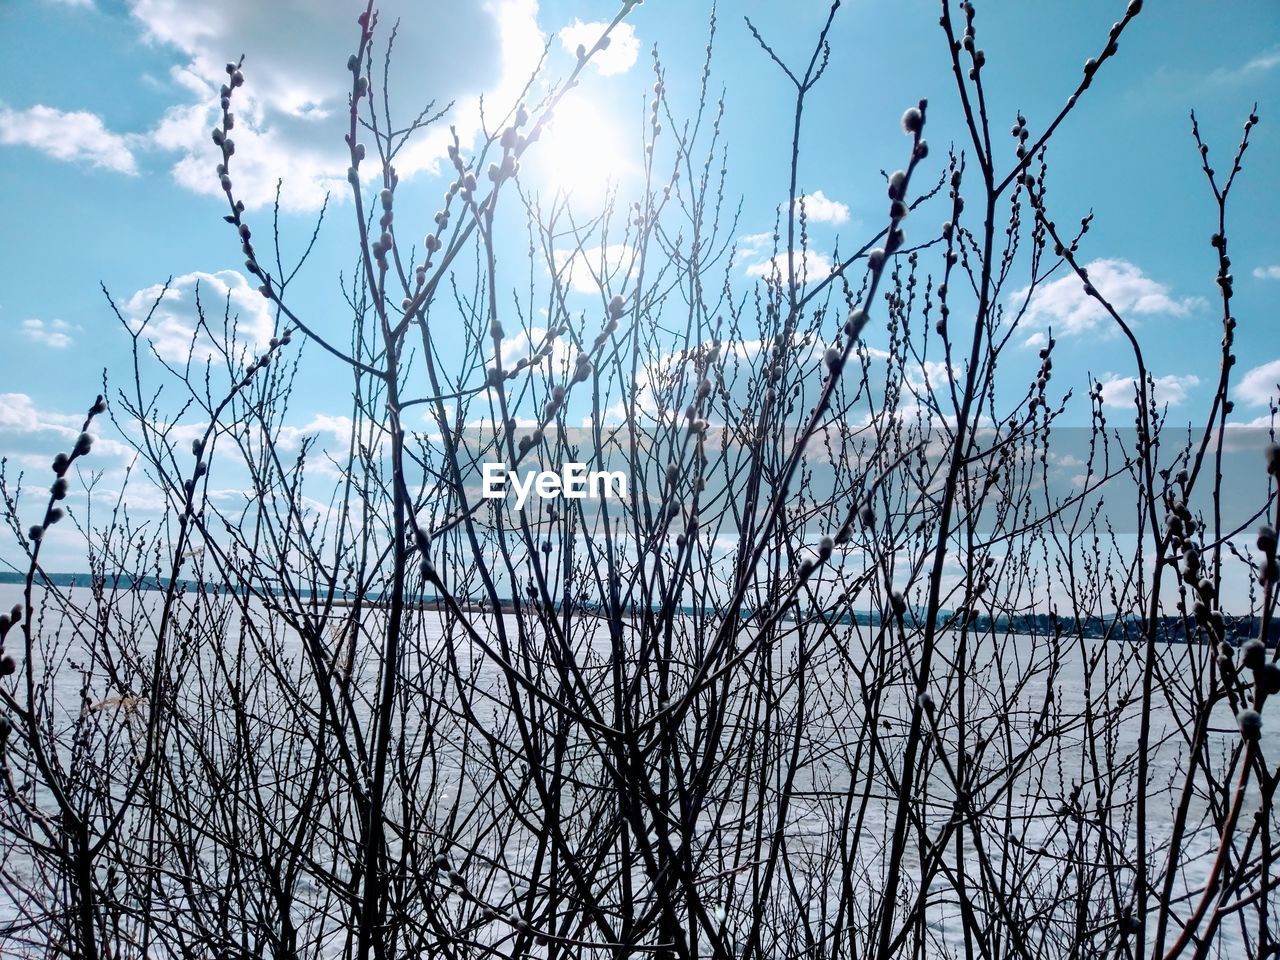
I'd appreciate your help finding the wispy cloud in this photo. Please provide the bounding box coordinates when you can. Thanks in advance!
[21,318,76,348]
[738,231,773,250]
[733,232,774,268]
[1209,46,1280,84]
[557,19,640,76]
[1013,258,1202,338]
[1247,49,1280,72]
[1253,265,1280,281]
[0,104,137,174]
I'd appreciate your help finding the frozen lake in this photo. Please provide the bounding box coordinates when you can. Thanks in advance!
[0,581,1271,958]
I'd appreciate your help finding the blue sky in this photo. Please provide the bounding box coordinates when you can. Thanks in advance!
[1,0,1279,575]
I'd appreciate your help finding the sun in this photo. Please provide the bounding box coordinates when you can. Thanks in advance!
[527,91,633,205]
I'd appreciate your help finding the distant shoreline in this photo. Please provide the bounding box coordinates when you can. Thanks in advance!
[3,572,1276,643]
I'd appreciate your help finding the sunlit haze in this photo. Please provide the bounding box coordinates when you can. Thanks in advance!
[529,90,634,205]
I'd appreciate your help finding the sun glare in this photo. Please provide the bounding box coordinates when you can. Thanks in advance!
[530,91,631,205]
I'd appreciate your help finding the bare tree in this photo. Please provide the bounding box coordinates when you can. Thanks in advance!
[2,1,1278,958]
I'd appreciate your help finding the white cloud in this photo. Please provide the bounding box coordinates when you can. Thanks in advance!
[552,244,633,295]
[149,70,351,212]
[0,104,137,174]
[1022,331,1048,350]
[1098,373,1199,410]
[132,0,546,210]
[788,190,849,225]
[21,319,75,349]
[590,333,854,430]
[499,326,573,369]
[46,0,95,7]
[745,249,832,282]
[0,394,132,461]
[1252,265,1280,281]
[557,19,640,76]
[278,414,355,451]
[733,232,774,268]
[1236,359,1280,407]
[0,394,77,434]
[1014,258,1201,337]
[118,270,274,362]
